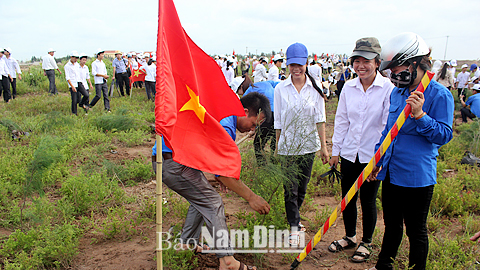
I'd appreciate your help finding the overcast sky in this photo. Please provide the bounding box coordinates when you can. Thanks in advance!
[3,0,479,62]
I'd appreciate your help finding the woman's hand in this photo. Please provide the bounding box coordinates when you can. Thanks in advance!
[320,148,329,164]
[366,166,381,182]
[329,156,339,168]
[406,90,425,118]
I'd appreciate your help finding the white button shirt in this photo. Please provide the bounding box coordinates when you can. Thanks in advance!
[140,64,157,82]
[274,75,326,155]
[308,64,322,82]
[64,61,80,88]
[331,72,394,163]
[131,58,138,69]
[253,64,267,83]
[91,59,108,84]
[268,66,280,82]
[78,65,90,89]
[223,67,234,85]
[0,57,10,77]
[42,54,58,70]
[5,57,21,78]
[457,71,470,88]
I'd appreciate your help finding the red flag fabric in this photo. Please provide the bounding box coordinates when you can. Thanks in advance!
[232,49,235,56]
[155,0,246,179]
[314,54,317,61]
[130,64,146,84]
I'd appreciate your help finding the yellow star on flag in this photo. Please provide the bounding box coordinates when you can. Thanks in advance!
[134,69,142,77]
[179,85,206,123]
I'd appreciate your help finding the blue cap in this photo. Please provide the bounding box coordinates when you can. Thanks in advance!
[286,43,308,66]
[471,64,478,71]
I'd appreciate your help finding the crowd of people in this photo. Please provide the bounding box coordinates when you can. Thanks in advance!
[152,31,480,270]
[1,32,479,270]
[40,48,159,115]
[0,47,158,114]
[0,48,22,103]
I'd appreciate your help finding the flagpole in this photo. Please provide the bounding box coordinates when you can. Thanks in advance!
[156,134,163,269]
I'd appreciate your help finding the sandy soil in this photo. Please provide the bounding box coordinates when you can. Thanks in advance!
[70,97,388,270]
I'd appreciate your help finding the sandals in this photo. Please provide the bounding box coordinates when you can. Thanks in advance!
[289,232,300,246]
[328,236,356,253]
[193,243,210,255]
[238,262,256,270]
[351,242,372,263]
[298,222,306,232]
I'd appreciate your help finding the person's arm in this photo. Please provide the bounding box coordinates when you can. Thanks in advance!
[216,176,270,214]
[471,231,480,243]
[14,60,21,80]
[4,63,12,81]
[51,56,61,74]
[330,90,348,167]
[112,62,117,76]
[317,122,329,164]
[460,96,468,108]
[409,89,454,145]
[86,68,93,89]
[448,73,454,88]
[261,66,268,79]
[64,66,76,92]
[273,86,282,154]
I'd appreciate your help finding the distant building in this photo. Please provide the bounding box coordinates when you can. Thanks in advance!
[104,50,118,59]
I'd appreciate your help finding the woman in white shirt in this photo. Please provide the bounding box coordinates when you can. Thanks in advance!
[327,37,394,263]
[274,43,329,243]
[223,60,234,86]
[140,57,157,101]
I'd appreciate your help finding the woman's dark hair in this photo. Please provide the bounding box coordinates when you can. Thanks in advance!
[148,59,153,65]
[438,62,449,80]
[226,61,233,71]
[238,74,253,95]
[305,67,326,99]
[240,91,271,123]
[408,50,432,72]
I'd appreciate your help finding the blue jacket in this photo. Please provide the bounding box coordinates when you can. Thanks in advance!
[152,137,173,156]
[243,81,278,112]
[375,80,454,187]
[466,93,480,117]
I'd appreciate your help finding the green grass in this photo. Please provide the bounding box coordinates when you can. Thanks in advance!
[0,82,156,268]
[1,71,480,269]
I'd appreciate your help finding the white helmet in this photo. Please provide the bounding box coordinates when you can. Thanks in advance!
[380,32,429,71]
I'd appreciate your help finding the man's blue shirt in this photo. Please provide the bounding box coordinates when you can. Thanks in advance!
[243,81,278,112]
[219,115,237,141]
[112,58,127,73]
[466,93,480,117]
[152,137,173,156]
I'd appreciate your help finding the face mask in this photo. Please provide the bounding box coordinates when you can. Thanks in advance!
[389,69,412,88]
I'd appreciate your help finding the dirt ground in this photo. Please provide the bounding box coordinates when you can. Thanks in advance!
[69,95,473,270]
[70,96,391,270]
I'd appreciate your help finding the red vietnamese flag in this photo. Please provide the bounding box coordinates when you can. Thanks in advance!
[232,49,235,56]
[130,63,146,84]
[155,0,245,178]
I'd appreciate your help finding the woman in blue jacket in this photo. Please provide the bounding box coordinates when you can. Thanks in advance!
[368,33,454,270]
